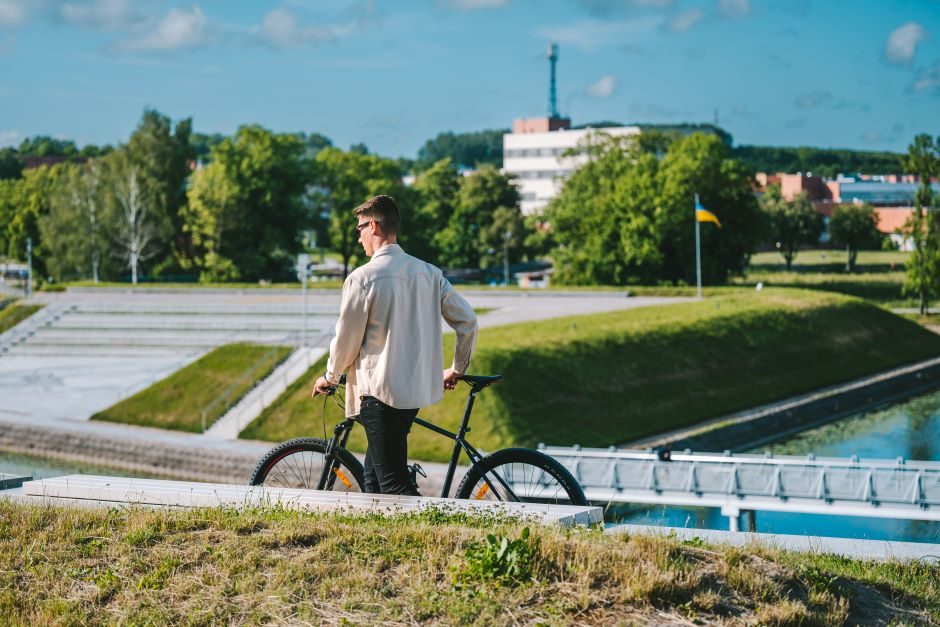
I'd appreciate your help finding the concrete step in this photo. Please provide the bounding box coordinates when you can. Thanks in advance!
[4,344,205,358]
[69,304,340,316]
[28,330,297,346]
[52,319,321,332]
[19,475,602,527]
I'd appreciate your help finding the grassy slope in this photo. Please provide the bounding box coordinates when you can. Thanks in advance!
[0,303,42,334]
[0,502,936,624]
[241,288,940,462]
[93,343,293,432]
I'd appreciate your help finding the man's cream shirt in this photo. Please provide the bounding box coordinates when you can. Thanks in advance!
[325,244,478,417]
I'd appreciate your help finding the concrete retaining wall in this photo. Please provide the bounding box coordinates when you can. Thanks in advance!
[0,421,261,484]
[651,356,940,453]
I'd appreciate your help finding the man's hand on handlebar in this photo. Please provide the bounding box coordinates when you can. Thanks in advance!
[443,367,460,391]
[311,375,334,398]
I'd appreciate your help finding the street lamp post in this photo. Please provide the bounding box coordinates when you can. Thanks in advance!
[297,253,311,347]
[26,237,32,299]
[503,229,512,287]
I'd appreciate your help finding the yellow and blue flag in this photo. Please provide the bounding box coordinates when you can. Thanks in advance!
[695,194,721,228]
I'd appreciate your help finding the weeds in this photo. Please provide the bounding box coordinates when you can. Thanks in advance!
[0,500,937,625]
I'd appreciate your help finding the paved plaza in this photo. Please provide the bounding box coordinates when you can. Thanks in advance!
[0,288,686,471]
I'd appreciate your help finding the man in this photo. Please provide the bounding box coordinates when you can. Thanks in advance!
[312,195,478,495]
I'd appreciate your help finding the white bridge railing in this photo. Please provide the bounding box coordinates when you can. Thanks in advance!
[540,446,940,531]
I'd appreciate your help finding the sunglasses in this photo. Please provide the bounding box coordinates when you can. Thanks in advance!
[355,219,380,234]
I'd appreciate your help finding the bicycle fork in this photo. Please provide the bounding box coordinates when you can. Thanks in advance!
[318,418,356,491]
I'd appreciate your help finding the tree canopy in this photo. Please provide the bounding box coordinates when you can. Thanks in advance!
[545,132,762,285]
[760,186,824,270]
[828,204,882,272]
[415,129,507,171]
[733,145,904,178]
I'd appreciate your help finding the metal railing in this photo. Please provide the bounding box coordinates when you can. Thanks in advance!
[539,445,940,531]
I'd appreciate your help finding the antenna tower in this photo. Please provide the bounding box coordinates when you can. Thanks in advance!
[548,43,559,118]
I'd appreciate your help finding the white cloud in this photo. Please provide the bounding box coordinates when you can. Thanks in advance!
[257,7,333,48]
[59,0,142,31]
[0,0,26,28]
[437,0,508,9]
[885,22,927,65]
[118,6,209,51]
[913,63,940,93]
[664,8,702,33]
[587,75,617,98]
[538,15,662,51]
[717,0,749,18]
[0,130,22,148]
[860,130,881,143]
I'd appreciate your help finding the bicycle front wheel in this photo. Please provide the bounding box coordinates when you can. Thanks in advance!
[249,437,365,493]
[455,448,587,506]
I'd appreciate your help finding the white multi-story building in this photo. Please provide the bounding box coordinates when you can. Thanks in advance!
[503,117,641,215]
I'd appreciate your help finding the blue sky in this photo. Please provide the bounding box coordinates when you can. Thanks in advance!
[1,0,938,158]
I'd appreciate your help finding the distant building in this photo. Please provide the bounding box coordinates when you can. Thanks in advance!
[503,116,641,215]
[775,172,940,251]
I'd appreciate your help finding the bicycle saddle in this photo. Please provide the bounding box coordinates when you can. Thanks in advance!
[458,374,504,390]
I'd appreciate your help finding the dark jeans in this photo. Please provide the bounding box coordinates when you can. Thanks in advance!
[358,396,420,496]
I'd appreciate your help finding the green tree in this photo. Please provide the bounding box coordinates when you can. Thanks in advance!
[181,160,241,281]
[546,132,762,286]
[40,160,109,282]
[435,165,522,270]
[416,129,507,171]
[0,165,64,279]
[17,136,79,157]
[124,109,195,274]
[408,158,460,264]
[828,203,881,272]
[310,147,409,277]
[903,134,940,314]
[182,125,308,282]
[0,149,23,180]
[760,187,824,271]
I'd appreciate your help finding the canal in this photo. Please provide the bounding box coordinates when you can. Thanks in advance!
[608,388,940,543]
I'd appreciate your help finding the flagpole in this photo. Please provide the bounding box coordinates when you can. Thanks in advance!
[695,193,702,300]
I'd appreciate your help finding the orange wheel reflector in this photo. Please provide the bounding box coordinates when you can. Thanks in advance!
[333,468,352,488]
[475,483,490,500]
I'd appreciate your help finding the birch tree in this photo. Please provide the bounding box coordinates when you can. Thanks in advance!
[112,164,156,284]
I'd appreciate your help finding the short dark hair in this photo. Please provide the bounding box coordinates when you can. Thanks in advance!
[354,195,400,235]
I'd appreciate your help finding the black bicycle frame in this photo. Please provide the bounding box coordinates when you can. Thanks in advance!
[316,388,519,500]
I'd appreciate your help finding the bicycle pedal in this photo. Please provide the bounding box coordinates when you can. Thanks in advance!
[409,463,427,479]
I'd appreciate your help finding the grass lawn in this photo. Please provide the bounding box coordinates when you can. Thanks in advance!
[0,502,936,624]
[92,343,293,432]
[751,249,909,271]
[0,302,42,334]
[241,288,940,462]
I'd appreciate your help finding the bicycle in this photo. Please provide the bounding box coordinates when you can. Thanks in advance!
[249,374,587,506]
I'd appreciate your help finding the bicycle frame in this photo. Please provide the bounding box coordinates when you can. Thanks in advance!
[316,385,519,500]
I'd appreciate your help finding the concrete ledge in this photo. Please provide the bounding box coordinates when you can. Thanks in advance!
[16,475,603,527]
[0,473,30,490]
[607,523,940,562]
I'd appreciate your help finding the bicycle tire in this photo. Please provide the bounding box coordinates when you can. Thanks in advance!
[455,448,587,506]
[249,437,366,493]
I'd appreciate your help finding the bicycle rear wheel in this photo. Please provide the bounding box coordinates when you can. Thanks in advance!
[249,437,365,493]
[455,448,587,506]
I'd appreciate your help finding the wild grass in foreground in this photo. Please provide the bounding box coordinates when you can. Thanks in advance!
[92,343,292,432]
[0,303,42,334]
[0,501,936,625]
[244,288,940,461]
